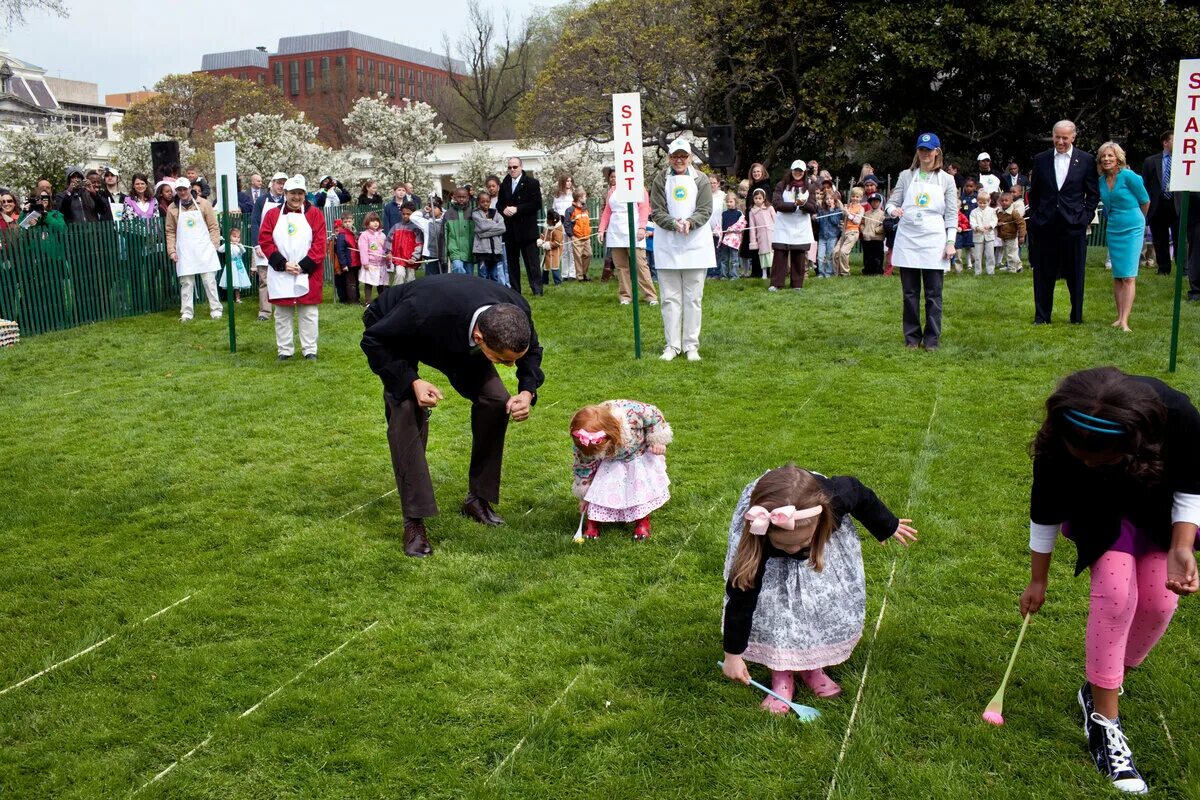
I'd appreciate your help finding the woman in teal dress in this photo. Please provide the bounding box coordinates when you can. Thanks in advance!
[1097,141,1149,332]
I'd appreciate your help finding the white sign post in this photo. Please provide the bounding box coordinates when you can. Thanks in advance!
[612,92,644,357]
[1168,60,1200,372]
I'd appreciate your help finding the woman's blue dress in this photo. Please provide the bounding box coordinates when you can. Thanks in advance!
[1099,168,1149,279]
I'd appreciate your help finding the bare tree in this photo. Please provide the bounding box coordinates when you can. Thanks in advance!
[1,0,67,30]
[440,1,535,141]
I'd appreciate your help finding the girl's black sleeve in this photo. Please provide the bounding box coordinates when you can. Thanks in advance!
[723,557,769,654]
[826,475,900,542]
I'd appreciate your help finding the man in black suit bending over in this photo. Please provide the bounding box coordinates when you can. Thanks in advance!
[361,274,545,557]
[1027,120,1100,324]
[497,156,544,295]
[1141,131,1179,275]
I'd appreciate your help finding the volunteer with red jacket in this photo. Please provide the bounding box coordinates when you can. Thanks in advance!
[259,174,326,361]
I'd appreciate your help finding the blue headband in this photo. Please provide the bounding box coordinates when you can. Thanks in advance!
[1062,409,1126,435]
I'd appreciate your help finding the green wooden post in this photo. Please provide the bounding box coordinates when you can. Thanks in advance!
[1169,192,1190,372]
[221,176,237,353]
[628,202,641,358]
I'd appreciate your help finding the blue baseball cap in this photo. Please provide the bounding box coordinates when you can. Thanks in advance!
[916,132,940,150]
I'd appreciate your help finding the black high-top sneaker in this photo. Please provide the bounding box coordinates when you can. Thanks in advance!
[1087,712,1148,794]
[1078,682,1096,739]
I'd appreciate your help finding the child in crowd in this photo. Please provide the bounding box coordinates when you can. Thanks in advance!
[388,201,425,286]
[960,177,979,217]
[747,188,775,279]
[216,226,251,303]
[645,219,656,281]
[1020,367,1200,795]
[472,189,507,284]
[444,186,475,276]
[995,191,1026,272]
[970,190,997,275]
[569,189,592,281]
[859,193,885,275]
[832,186,865,276]
[718,192,746,280]
[708,175,724,279]
[539,209,564,285]
[721,464,917,707]
[814,189,843,278]
[357,211,389,303]
[954,208,973,273]
[571,399,673,541]
[423,197,445,276]
[737,178,753,276]
[484,175,511,287]
[333,214,361,303]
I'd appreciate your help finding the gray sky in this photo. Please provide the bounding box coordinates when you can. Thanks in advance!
[9,0,544,99]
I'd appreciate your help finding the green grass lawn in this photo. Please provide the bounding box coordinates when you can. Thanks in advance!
[1,255,1198,799]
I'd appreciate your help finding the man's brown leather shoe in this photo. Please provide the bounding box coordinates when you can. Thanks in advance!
[403,519,433,557]
[461,495,504,526]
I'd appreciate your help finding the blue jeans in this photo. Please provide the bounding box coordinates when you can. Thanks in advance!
[817,237,837,276]
[450,259,475,275]
[717,244,740,279]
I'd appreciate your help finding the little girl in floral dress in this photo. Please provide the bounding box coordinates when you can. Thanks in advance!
[570,400,673,540]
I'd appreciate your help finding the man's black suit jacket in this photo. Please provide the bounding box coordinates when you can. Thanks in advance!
[1027,148,1100,234]
[360,274,544,402]
[1141,151,1174,219]
[497,173,543,244]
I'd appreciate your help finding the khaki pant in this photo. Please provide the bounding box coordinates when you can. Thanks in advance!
[572,238,592,278]
[610,246,657,303]
[1000,237,1022,270]
[179,272,222,320]
[393,266,419,286]
[658,268,706,354]
[832,230,860,276]
[255,264,271,317]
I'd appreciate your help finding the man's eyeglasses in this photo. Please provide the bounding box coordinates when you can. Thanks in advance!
[508,165,521,170]
[1,199,14,205]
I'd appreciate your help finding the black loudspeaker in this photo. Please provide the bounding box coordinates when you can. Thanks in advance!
[151,140,180,181]
[707,124,736,168]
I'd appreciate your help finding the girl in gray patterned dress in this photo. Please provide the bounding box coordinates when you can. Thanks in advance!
[721,465,918,713]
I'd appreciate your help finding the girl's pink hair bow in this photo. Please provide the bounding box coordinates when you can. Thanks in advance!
[744,504,822,536]
[573,429,607,446]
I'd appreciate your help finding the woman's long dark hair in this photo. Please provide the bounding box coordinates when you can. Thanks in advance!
[1031,366,1167,484]
[129,173,152,202]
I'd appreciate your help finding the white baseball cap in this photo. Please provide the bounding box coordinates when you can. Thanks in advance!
[173,177,191,190]
[283,174,306,192]
[270,172,288,182]
[977,152,991,161]
[667,138,692,155]
[790,159,806,170]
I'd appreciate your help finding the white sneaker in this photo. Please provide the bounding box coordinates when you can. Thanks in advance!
[768,286,778,292]
[648,300,659,305]
[659,347,678,361]
[685,349,701,362]
[619,299,631,305]
[180,316,192,322]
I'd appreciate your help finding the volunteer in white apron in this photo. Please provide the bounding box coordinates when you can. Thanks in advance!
[769,160,819,290]
[250,172,287,321]
[165,177,222,322]
[886,132,959,351]
[100,168,125,222]
[600,182,657,305]
[258,175,327,361]
[650,139,715,362]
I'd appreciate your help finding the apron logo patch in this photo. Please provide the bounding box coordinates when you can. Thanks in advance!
[916,192,931,207]
[672,185,688,201]
[185,218,195,228]
[287,222,297,235]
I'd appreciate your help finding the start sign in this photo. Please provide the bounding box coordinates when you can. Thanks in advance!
[1170,59,1200,192]
[611,92,644,202]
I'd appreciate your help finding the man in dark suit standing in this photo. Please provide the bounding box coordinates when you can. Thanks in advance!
[238,173,262,216]
[1027,120,1100,324]
[1000,161,1030,196]
[360,274,545,557]
[497,156,544,295]
[1141,132,1178,275]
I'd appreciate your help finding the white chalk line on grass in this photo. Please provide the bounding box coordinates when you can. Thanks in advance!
[825,386,941,800]
[488,498,722,782]
[135,620,379,795]
[61,389,82,397]
[336,489,397,520]
[1159,711,1180,763]
[0,593,195,698]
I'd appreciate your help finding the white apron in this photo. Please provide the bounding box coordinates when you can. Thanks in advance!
[175,207,220,277]
[605,192,645,249]
[266,211,312,300]
[655,169,717,271]
[109,201,125,221]
[255,198,283,267]
[891,171,950,270]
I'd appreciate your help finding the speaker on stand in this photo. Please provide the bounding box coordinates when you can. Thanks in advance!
[706,124,736,169]
[151,141,181,183]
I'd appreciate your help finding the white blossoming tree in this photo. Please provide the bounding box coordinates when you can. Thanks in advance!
[452,141,503,190]
[210,113,326,184]
[110,133,196,184]
[0,123,96,196]
[344,95,445,192]
[538,142,609,208]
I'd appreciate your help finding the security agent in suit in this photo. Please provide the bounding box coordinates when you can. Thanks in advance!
[1141,131,1179,275]
[497,157,545,295]
[1027,120,1100,324]
[360,274,545,557]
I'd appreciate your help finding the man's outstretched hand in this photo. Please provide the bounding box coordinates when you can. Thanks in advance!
[506,391,533,421]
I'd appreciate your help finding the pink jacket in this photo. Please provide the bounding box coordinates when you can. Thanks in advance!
[358,229,389,267]
[598,187,651,240]
[748,205,776,252]
[720,212,746,249]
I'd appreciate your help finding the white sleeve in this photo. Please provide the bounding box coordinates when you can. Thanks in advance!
[1029,521,1059,554]
[1171,492,1200,526]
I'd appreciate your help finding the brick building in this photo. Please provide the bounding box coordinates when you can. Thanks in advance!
[200,31,465,145]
